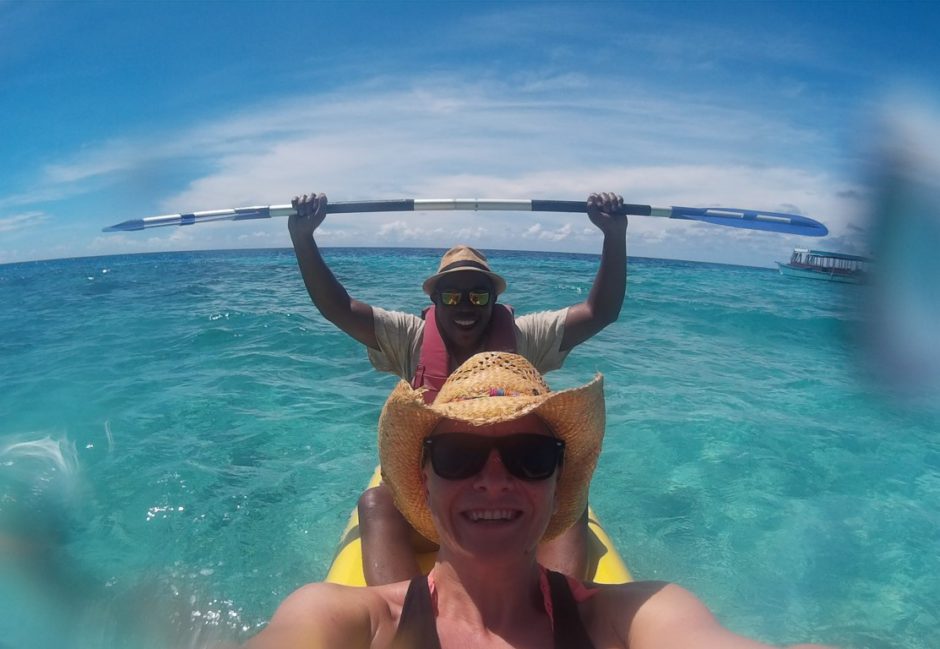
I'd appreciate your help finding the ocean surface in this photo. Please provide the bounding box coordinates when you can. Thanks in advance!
[1,248,937,649]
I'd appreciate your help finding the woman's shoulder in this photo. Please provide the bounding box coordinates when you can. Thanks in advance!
[585,579,672,619]
[244,580,411,649]
[587,581,792,649]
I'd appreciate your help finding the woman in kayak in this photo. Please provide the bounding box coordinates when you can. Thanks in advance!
[245,352,831,649]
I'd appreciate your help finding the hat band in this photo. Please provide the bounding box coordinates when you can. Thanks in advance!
[449,387,529,402]
[437,260,491,274]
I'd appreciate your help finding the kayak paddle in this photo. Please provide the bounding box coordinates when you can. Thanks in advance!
[102,199,828,237]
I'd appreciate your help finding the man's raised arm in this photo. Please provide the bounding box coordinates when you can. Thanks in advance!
[289,193,378,349]
[560,192,628,352]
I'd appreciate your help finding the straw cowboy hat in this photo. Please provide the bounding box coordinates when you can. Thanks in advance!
[378,351,605,543]
[422,245,508,296]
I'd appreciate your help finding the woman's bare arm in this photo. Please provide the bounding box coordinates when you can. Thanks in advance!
[243,582,376,649]
[627,583,834,649]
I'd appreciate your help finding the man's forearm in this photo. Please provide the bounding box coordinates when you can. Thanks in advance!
[559,228,627,351]
[586,229,627,325]
[290,234,377,347]
[291,233,353,322]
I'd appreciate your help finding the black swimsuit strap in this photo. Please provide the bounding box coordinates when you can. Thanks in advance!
[545,569,598,649]
[391,576,442,649]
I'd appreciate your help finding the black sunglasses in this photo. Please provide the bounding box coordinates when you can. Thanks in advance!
[423,433,564,481]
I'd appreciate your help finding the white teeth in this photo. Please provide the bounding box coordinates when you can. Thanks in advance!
[467,509,516,521]
[455,319,476,326]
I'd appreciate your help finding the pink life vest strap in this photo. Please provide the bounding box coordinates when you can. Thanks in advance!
[412,304,516,403]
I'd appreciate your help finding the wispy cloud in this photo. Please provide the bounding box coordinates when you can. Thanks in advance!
[25,73,832,194]
[0,210,46,233]
[523,222,574,242]
[6,72,863,266]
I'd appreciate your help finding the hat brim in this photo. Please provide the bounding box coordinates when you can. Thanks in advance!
[378,374,604,543]
[422,267,508,296]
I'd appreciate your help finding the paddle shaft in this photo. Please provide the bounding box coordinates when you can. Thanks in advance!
[318,199,653,214]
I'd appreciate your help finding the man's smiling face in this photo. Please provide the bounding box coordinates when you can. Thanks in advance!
[432,271,495,353]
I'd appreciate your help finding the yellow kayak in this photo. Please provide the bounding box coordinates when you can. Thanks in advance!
[325,466,631,586]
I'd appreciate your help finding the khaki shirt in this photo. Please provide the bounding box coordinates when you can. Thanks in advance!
[368,306,571,380]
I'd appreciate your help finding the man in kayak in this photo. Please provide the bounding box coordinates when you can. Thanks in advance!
[245,352,833,649]
[289,191,627,585]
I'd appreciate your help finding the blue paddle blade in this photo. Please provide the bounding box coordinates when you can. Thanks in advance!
[102,219,146,232]
[670,206,829,237]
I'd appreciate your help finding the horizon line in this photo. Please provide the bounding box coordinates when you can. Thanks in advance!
[0,245,778,272]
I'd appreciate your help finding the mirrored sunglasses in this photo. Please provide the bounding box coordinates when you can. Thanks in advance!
[437,290,491,307]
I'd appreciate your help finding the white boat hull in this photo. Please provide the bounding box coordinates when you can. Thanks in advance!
[776,262,864,284]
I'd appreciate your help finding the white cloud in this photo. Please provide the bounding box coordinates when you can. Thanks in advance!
[0,210,46,234]
[5,74,864,265]
[377,220,429,242]
[527,221,573,242]
[42,140,139,184]
[454,226,488,241]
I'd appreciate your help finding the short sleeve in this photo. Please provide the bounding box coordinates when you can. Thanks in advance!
[513,307,571,374]
[367,306,425,380]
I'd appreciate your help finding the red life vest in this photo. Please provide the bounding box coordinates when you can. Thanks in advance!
[412,304,517,403]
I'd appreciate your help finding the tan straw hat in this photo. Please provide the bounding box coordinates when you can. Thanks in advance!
[422,245,508,296]
[378,352,604,543]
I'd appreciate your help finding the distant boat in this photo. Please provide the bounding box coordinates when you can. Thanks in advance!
[776,248,872,284]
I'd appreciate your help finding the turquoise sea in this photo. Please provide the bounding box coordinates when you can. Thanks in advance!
[1,248,937,649]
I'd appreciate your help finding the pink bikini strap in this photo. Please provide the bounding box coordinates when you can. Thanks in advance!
[538,565,599,629]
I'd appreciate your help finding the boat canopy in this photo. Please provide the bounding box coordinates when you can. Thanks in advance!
[789,248,872,271]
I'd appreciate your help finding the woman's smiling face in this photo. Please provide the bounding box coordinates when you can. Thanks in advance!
[422,413,559,562]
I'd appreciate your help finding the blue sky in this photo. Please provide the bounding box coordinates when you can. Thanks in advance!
[1,1,938,266]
